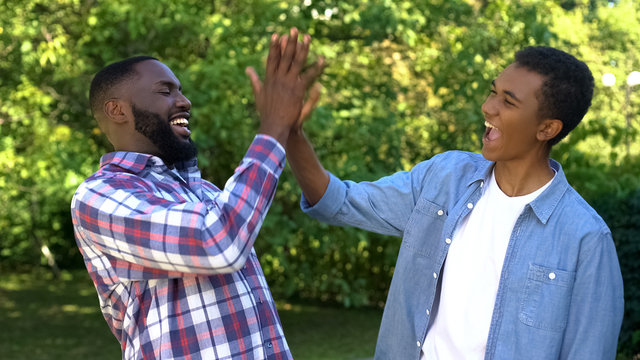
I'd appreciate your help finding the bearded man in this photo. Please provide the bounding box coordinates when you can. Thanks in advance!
[71,28,322,360]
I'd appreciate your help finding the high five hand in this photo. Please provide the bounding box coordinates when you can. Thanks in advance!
[246,28,324,145]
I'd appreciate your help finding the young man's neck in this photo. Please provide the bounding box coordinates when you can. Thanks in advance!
[493,155,555,197]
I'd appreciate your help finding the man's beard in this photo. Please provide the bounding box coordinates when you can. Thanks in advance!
[132,105,197,165]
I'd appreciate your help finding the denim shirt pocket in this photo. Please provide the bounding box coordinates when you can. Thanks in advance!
[401,197,447,258]
[519,263,576,332]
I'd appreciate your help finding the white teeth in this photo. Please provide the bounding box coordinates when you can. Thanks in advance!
[170,118,189,127]
[484,121,495,129]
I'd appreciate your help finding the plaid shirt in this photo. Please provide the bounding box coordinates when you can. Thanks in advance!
[71,135,292,360]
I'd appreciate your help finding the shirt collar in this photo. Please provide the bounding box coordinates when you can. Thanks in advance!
[467,158,493,187]
[467,157,569,225]
[99,151,198,174]
[528,159,569,224]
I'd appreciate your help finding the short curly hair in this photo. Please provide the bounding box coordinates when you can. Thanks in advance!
[89,56,158,117]
[514,46,594,146]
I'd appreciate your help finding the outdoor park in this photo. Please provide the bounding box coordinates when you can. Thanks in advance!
[0,0,639,359]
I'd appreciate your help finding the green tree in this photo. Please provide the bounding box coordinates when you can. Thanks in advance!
[0,1,638,356]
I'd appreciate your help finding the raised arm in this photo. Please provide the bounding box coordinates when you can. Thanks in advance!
[72,136,285,279]
[72,29,323,281]
[284,82,330,205]
[246,31,328,205]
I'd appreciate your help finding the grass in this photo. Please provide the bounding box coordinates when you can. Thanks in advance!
[0,269,382,360]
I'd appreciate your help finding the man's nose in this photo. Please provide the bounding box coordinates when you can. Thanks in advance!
[176,93,191,110]
[481,97,496,117]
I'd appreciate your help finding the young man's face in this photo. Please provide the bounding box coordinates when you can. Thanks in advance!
[481,64,547,163]
[123,60,197,164]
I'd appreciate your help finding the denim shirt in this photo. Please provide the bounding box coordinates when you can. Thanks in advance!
[302,151,624,360]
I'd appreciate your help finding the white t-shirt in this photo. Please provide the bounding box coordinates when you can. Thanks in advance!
[421,168,554,359]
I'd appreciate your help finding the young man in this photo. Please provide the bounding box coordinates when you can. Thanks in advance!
[71,29,322,359]
[281,47,624,359]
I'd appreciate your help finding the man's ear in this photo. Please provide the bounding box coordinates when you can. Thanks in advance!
[104,99,129,124]
[537,119,563,142]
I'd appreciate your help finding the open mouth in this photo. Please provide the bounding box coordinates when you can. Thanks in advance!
[484,121,501,142]
[169,115,191,138]
[170,118,189,127]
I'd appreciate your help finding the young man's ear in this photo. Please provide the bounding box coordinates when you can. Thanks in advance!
[104,99,129,124]
[537,119,563,142]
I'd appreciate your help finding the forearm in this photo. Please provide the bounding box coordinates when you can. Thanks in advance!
[286,129,329,205]
[72,136,285,278]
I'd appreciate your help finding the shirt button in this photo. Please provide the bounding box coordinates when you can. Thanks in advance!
[480,181,484,187]
[437,209,444,216]
[267,342,273,348]
[549,272,556,280]
[433,272,437,279]
[417,341,421,347]
[467,203,474,209]
[426,309,430,315]
[445,238,452,244]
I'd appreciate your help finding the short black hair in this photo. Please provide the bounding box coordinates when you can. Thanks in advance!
[89,56,158,117]
[514,46,594,146]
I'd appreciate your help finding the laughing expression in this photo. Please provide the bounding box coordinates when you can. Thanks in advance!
[132,105,197,165]
[127,60,197,165]
[481,64,547,163]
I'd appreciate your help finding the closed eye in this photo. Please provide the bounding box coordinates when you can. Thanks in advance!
[490,89,515,107]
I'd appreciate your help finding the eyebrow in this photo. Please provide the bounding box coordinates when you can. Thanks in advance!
[491,80,521,103]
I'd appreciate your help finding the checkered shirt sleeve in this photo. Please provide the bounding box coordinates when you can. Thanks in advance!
[71,135,292,359]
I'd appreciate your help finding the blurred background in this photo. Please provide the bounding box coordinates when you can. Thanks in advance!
[0,0,638,359]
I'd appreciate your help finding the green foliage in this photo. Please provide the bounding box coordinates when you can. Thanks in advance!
[593,187,640,358]
[0,0,638,356]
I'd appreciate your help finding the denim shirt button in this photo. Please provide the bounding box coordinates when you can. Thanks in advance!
[417,341,421,347]
[426,309,430,315]
[437,209,444,216]
[548,272,556,280]
[433,272,437,279]
[445,238,452,244]
[467,202,474,209]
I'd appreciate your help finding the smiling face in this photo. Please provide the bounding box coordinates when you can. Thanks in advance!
[121,60,196,164]
[481,64,551,163]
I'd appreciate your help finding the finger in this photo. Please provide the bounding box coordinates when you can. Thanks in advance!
[300,56,326,88]
[289,34,311,76]
[299,82,323,122]
[245,66,262,98]
[279,27,299,73]
[280,35,288,56]
[266,33,281,77]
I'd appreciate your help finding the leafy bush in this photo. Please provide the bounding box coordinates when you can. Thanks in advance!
[593,187,640,358]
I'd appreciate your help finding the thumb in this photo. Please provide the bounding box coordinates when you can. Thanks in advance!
[245,66,262,98]
[299,82,323,123]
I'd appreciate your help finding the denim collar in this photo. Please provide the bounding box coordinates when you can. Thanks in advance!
[467,157,569,225]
